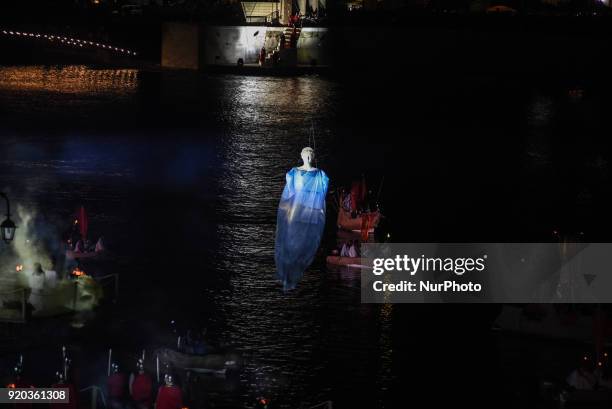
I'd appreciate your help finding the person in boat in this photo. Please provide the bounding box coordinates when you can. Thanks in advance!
[107,363,128,409]
[340,241,350,257]
[259,47,266,66]
[84,238,93,252]
[184,328,209,355]
[155,374,183,409]
[29,263,46,287]
[290,28,297,48]
[50,371,78,409]
[567,354,597,390]
[28,263,46,312]
[192,334,208,355]
[341,188,352,212]
[95,236,106,253]
[44,262,58,289]
[340,241,359,258]
[130,359,153,409]
[349,240,360,257]
[74,239,84,253]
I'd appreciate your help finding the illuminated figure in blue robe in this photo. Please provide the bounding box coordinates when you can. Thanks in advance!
[275,147,329,291]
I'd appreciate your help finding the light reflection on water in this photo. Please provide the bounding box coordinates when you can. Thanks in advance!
[0,65,138,93]
[210,74,389,406]
[0,66,391,408]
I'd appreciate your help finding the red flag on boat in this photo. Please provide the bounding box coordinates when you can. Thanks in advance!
[350,176,367,212]
[76,206,88,240]
[361,213,373,242]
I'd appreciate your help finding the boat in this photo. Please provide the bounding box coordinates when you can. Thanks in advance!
[336,228,378,243]
[65,250,102,260]
[154,348,243,377]
[326,256,371,269]
[337,208,381,233]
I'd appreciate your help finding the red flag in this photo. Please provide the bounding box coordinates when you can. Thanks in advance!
[77,206,88,240]
[361,213,373,242]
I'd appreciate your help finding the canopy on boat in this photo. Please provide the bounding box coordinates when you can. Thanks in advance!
[275,167,329,291]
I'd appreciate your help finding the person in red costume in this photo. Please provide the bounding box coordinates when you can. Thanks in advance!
[130,359,153,409]
[107,363,128,409]
[155,374,183,409]
[49,371,78,409]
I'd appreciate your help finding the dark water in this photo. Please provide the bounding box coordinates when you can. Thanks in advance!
[0,65,611,408]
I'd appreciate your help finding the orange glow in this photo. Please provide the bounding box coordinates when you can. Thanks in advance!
[16,264,23,272]
[7,383,15,388]
[72,268,86,277]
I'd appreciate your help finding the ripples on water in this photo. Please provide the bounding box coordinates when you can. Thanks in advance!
[1,65,612,408]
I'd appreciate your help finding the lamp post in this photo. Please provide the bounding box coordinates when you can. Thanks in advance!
[0,192,16,243]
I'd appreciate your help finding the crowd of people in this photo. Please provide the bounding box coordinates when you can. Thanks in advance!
[5,354,184,409]
[107,360,183,409]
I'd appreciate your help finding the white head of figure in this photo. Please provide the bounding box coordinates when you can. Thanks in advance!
[301,147,315,169]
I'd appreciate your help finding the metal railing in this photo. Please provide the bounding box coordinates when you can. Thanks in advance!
[0,273,119,324]
[80,385,107,409]
[96,274,119,304]
[0,285,27,323]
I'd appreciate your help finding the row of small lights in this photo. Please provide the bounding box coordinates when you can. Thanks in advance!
[1,29,137,56]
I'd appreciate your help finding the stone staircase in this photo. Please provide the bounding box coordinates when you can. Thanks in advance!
[282,26,301,48]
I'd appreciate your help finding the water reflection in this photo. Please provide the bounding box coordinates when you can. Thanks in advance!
[212,76,339,405]
[0,66,138,94]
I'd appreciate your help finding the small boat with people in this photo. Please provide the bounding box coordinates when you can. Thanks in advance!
[336,176,382,235]
[337,208,381,233]
[64,206,107,260]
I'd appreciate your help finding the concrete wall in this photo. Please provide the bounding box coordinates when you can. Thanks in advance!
[202,26,330,66]
[202,26,265,66]
[296,27,329,66]
[161,22,200,70]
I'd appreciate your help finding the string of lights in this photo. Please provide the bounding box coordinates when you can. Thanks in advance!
[0,29,138,56]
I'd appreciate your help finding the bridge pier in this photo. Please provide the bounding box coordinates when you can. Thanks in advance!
[161,23,200,70]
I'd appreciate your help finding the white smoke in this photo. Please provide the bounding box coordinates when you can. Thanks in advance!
[12,205,54,271]
[0,205,59,289]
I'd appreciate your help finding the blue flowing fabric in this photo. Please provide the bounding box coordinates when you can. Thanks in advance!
[275,167,329,291]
